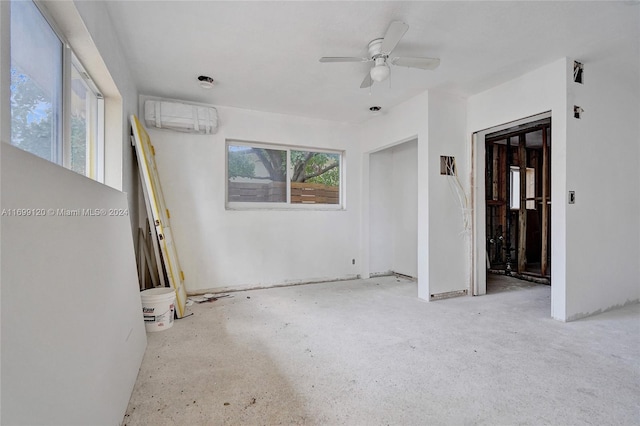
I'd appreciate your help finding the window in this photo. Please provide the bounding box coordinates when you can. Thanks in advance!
[10,0,104,182]
[510,166,535,210]
[227,141,343,208]
[10,0,63,163]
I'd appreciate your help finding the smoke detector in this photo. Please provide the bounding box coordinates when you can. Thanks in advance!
[197,75,214,89]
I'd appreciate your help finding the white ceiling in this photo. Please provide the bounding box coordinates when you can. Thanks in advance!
[104,1,639,123]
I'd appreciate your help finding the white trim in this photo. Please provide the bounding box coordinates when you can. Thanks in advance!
[33,0,69,47]
[228,139,343,155]
[95,97,105,183]
[71,53,103,98]
[62,44,72,168]
[226,203,345,212]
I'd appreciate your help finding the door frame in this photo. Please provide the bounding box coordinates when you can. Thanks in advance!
[471,111,551,296]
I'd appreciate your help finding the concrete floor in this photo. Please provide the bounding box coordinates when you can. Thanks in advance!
[123,275,640,425]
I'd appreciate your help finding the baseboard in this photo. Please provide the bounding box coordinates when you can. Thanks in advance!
[187,274,360,296]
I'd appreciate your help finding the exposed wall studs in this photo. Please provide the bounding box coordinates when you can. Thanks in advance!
[574,105,583,119]
[484,117,552,282]
[440,156,456,175]
[573,61,584,84]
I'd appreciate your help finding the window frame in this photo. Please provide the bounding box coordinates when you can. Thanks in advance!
[225,139,345,211]
[69,53,105,181]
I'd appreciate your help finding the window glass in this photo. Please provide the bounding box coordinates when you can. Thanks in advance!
[290,150,340,204]
[227,145,287,203]
[10,0,63,162]
[227,142,343,207]
[510,166,536,210]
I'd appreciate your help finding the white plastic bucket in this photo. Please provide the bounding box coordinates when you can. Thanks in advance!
[141,288,176,332]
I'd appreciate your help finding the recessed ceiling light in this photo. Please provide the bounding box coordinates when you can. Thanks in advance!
[197,75,214,89]
[369,106,381,112]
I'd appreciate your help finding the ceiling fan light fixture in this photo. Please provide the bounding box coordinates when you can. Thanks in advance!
[370,63,390,82]
[319,21,440,89]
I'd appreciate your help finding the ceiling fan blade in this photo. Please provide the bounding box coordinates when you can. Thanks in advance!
[360,72,373,89]
[380,21,409,54]
[319,57,370,63]
[391,56,441,70]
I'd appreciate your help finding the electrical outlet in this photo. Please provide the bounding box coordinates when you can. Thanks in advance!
[568,191,576,204]
[352,259,356,265]
[573,61,584,84]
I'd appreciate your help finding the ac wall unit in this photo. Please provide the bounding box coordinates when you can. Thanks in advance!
[144,99,218,134]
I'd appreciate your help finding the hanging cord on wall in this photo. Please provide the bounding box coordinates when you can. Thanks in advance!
[445,160,472,235]
[444,159,475,292]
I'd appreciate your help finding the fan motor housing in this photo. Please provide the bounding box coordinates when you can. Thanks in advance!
[368,38,385,58]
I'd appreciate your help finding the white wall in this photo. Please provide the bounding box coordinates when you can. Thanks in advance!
[369,149,393,274]
[1,144,147,425]
[142,101,361,292]
[427,90,469,297]
[361,91,473,299]
[362,91,472,299]
[391,140,418,277]
[564,36,640,320]
[468,58,568,319]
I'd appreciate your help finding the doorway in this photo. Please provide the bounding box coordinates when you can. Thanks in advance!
[471,111,563,296]
[368,139,418,278]
[484,117,551,286]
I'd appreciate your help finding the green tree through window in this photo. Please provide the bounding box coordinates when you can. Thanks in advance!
[10,67,54,161]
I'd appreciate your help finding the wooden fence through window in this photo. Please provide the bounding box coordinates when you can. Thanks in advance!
[291,182,339,204]
[228,181,339,204]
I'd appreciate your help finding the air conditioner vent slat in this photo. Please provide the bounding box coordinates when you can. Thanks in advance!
[144,99,218,134]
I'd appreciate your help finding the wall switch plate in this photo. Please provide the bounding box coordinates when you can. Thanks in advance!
[569,191,576,204]
[573,105,584,119]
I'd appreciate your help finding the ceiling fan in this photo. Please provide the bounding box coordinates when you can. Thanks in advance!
[319,21,440,88]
